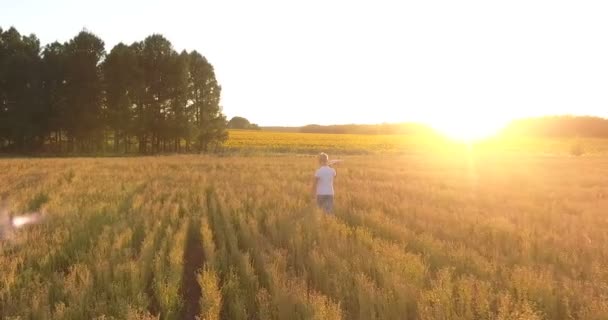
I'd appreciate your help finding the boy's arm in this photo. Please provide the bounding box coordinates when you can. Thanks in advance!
[312,176,318,197]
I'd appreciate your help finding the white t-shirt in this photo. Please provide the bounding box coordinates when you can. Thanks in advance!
[315,166,336,195]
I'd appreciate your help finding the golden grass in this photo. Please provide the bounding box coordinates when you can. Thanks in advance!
[0,153,607,319]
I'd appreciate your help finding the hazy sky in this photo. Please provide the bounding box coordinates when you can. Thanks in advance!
[2,0,608,129]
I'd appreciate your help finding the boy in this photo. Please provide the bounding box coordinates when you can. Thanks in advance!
[312,152,336,214]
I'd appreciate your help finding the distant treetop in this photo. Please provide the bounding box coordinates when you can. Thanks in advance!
[298,123,437,135]
[228,116,260,130]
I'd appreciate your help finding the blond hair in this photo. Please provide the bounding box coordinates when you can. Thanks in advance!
[319,152,329,164]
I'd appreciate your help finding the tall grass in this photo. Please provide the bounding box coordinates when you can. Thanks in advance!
[0,153,607,319]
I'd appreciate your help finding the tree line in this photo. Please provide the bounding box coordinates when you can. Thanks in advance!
[501,115,608,138]
[0,26,227,154]
[267,117,608,137]
[299,123,437,135]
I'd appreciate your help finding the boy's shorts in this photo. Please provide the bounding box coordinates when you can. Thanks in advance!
[316,195,334,214]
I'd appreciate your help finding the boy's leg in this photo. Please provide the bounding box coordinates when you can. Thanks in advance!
[324,195,334,214]
[316,195,334,214]
[316,195,323,209]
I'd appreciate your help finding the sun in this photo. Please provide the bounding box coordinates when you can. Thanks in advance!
[427,116,507,142]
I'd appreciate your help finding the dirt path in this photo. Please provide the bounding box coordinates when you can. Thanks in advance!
[181,218,205,320]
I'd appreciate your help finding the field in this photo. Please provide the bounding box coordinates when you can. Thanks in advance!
[225,129,608,155]
[223,130,445,154]
[1,132,608,320]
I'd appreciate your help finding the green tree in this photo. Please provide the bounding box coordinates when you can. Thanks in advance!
[63,30,105,152]
[41,41,68,152]
[0,27,227,154]
[227,116,251,129]
[188,51,227,152]
[0,27,8,149]
[103,43,138,152]
[227,116,261,130]
[0,27,43,151]
[138,34,176,153]
[126,41,148,154]
[165,50,190,152]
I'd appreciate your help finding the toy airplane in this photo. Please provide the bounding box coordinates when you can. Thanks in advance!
[0,206,43,241]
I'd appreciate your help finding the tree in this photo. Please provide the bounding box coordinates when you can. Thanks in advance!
[0,26,227,154]
[0,27,43,151]
[227,116,260,130]
[0,27,8,149]
[188,51,227,152]
[227,116,251,129]
[138,34,176,153]
[165,50,190,152]
[41,41,68,152]
[103,43,138,152]
[126,41,148,154]
[63,30,105,152]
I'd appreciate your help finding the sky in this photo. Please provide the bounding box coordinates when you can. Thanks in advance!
[2,0,608,132]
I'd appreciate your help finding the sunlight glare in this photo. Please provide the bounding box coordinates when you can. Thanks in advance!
[428,115,508,142]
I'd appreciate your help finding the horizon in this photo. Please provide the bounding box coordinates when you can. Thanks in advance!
[258,113,608,129]
[2,0,608,133]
